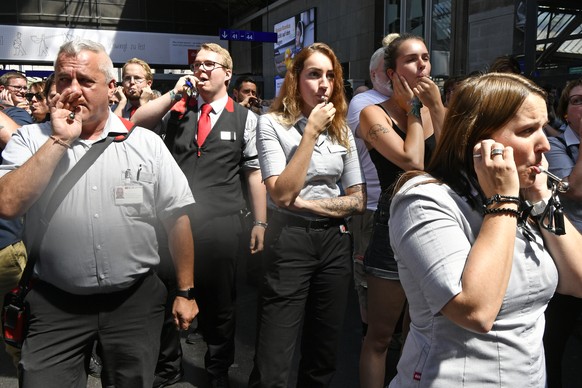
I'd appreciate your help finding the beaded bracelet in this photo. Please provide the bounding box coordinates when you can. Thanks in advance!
[484,194,520,207]
[483,207,520,217]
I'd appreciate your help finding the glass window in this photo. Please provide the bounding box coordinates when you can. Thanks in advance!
[406,0,426,36]
[430,0,452,76]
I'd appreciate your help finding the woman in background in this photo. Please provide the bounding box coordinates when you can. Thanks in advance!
[544,77,582,388]
[26,81,50,123]
[358,33,444,388]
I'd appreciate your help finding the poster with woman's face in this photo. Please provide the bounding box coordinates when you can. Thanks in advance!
[273,8,316,78]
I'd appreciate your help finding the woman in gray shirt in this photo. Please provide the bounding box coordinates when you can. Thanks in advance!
[248,42,366,387]
[389,73,582,387]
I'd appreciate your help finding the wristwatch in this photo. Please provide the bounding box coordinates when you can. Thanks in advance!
[530,196,550,217]
[176,288,195,300]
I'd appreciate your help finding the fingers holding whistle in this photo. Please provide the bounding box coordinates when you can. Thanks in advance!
[174,75,199,99]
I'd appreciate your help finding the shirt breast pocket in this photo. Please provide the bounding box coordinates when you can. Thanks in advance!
[314,143,347,177]
[327,144,347,155]
[114,181,156,220]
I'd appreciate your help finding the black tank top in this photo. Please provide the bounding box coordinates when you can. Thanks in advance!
[368,103,436,193]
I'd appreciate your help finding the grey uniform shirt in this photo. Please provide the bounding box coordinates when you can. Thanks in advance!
[0,112,195,294]
[257,113,364,218]
[389,175,557,388]
[546,125,582,232]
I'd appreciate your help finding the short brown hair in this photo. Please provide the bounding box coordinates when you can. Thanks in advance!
[0,71,27,87]
[557,78,582,120]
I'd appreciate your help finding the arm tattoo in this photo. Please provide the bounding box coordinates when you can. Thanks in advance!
[316,184,365,217]
[368,123,391,143]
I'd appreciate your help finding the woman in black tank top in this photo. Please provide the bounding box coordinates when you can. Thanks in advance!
[357,33,446,388]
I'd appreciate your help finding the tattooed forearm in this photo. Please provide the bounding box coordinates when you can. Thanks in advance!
[368,124,391,143]
[306,184,366,218]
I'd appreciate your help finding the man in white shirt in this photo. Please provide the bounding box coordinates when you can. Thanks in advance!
[346,46,392,338]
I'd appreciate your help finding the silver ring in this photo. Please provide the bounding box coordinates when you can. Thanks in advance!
[490,148,504,157]
[68,112,75,120]
[472,153,482,158]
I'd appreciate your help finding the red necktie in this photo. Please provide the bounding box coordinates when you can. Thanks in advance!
[129,105,138,118]
[198,104,212,146]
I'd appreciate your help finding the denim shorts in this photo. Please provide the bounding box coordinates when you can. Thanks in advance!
[363,192,399,280]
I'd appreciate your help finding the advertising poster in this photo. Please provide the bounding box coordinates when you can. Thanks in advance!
[273,8,316,81]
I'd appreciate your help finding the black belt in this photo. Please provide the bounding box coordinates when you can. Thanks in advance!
[272,212,345,230]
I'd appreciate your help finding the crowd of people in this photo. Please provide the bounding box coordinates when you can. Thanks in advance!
[0,33,581,388]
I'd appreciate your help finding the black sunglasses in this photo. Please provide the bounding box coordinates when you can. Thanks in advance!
[25,92,43,102]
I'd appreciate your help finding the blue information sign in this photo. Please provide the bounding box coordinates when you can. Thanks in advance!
[219,28,277,43]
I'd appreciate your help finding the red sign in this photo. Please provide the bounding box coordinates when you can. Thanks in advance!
[188,49,199,65]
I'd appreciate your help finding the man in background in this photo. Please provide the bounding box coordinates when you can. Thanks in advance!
[113,58,156,119]
[131,43,266,388]
[346,45,393,342]
[232,76,262,115]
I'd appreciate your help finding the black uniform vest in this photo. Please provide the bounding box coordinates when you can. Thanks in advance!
[165,97,250,219]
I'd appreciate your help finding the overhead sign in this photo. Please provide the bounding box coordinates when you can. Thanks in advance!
[219,28,277,43]
[0,24,225,66]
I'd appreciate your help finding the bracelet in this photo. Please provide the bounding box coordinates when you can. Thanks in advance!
[406,97,423,119]
[528,196,551,217]
[484,194,521,207]
[253,221,268,228]
[169,89,183,102]
[49,135,72,149]
[483,207,520,218]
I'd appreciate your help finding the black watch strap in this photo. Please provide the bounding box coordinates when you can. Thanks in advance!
[176,288,195,300]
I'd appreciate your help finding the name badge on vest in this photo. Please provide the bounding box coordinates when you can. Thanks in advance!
[220,131,236,141]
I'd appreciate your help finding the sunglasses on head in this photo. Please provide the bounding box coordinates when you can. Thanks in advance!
[25,92,44,102]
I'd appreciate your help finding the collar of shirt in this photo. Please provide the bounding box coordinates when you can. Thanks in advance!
[293,115,327,146]
[197,94,228,118]
[293,115,308,134]
[79,112,130,145]
[564,125,580,147]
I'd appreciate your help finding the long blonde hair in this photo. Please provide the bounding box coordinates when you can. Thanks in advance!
[270,43,349,149]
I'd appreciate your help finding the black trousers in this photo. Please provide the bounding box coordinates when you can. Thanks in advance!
[19,271,166,388]
[191,211,244,379]
[249,215,352,388]
[544,293,582,388]
[154,241,183,379]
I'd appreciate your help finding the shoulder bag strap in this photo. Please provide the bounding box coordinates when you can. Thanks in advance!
[19,130,125,290]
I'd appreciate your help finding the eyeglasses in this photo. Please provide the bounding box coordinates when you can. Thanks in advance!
[7,85,27,92]
[568,94,582,106]
[25,92,44,102]
[122,76,146,85]
[191,60,227,72]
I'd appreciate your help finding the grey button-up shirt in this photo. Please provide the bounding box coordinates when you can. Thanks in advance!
[257,113,364,218]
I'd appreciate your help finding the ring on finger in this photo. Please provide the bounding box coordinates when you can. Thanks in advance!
[491,148,504,157]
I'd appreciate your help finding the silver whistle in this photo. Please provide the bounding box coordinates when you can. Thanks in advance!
[539,166,569,193]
